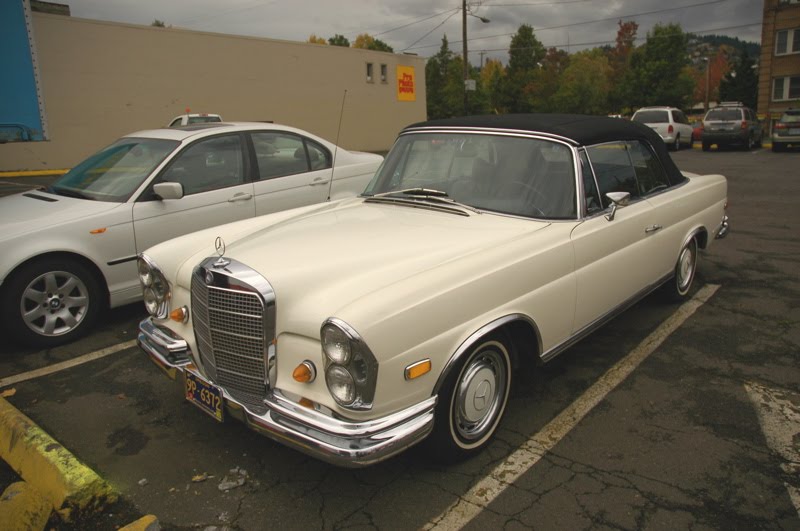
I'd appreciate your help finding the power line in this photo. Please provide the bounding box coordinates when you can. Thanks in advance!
[348,8,460,38]
[402,10,462,52]
[405,0,729,51]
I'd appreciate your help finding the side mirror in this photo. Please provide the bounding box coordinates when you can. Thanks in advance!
[153,182,184,201]
[604,191,631,221]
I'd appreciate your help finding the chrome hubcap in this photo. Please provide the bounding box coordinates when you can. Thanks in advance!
[20,271,89,336]
[454,347,507,441]
[677,243,696,293]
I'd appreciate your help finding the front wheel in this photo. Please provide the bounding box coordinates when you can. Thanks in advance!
[1,257,102,348]
[427,338,512,462]
[663,237,698,301]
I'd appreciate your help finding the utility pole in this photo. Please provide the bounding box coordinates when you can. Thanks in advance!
[704,57,710,113]
[463,0,469,115]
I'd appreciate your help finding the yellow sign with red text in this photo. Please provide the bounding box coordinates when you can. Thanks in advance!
[397,66,416,102]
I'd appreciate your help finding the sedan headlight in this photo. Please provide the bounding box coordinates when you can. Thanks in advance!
[320,318,378,410]
[138,254,171,319]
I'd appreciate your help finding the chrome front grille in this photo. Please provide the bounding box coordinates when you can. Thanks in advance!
[191,258,276,403]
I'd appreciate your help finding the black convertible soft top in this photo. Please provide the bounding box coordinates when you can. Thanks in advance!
[404,113,686,186]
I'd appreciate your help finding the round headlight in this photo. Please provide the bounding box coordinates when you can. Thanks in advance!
[138,257,153,287]
[143,287,159,315]
[326,365,356,405]
[322,324,351,365]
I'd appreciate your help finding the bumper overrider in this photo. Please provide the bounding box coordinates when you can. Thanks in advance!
[137,317,436,467]
[715,214,730,240]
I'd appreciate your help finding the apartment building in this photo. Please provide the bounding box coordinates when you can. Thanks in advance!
[758,0,800,132]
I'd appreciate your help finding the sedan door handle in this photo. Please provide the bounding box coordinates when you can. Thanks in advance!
[645,224,663,233]
[227,193,253,202]
[309,178,330,186]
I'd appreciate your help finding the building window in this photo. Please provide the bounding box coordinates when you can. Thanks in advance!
[380,64,387,83]
[773,76,800,101]
[776,29,800,55]
[366,63,373,83]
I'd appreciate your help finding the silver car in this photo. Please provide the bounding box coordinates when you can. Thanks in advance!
[772,109,800,152]
[701,103,763,151]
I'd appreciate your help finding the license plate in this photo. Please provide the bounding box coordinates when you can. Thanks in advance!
[185,371,224,422]
[790,128,800,135]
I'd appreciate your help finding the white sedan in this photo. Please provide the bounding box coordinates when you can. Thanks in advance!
[137,114,729,466]
[0,123,382,347]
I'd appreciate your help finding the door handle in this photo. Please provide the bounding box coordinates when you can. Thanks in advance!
[645,224,663,233]
[309,178,330,186]
[227,193,253,202]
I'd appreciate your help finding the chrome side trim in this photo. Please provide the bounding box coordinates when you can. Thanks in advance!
[138,317,435,467]
[540,272,672,364]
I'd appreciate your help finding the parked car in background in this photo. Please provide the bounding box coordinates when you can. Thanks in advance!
[701,102,762,151]
[771,109,800,152]
[137,114,729,466]
[631,107,694,151]
[168,113,222,127]
[0,123,382,347]
[691,119,703,142]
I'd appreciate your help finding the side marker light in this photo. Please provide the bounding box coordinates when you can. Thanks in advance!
[405,359,431,380]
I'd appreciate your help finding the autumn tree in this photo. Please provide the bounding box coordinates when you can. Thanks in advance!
[480,59,505,113]
[307,34,327,45]
[607,20,638,113]
[690,47,731,106]
[353,33,394,53]
[328,34,350,47]
[529,48,570,112]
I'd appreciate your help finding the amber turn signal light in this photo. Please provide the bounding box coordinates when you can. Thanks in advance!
[404,359,431,380]
[293,361,316,383]
[170,306,188,323]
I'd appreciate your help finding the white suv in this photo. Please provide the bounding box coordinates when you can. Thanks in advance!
[632,107,694,151]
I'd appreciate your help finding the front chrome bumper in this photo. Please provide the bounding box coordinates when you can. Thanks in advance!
[137,318,436,467]
[715,214,730,240]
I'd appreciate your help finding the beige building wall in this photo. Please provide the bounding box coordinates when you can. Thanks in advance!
[758,0,800,131]
[2,13,427,171]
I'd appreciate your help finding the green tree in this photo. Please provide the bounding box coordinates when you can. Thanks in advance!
[426,36,456,119]
[328,34,350,47]
[624,23,695,109]
[480,59,506,114]
[500,24,546,113]
[551,50,612,114]
[719,50,758,109]
[151,19,166,27]
[529,48,570,112]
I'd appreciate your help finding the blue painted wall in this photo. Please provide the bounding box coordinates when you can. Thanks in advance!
[0,1,45,141]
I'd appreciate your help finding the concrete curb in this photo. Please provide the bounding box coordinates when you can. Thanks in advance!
[0,397,118,522]
[0,481,51,531]
[119,514,161,531]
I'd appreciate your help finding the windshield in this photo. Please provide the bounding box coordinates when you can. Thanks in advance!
[364,132,577,219]
[705,108,741,121]
[50,137,178,202]
[632,110,668,124]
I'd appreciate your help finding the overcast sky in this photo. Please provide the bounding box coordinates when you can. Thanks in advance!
[63,0,763,64]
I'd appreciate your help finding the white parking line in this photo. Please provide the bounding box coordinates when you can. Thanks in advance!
[425,283,721,530]
[0,340,137,389]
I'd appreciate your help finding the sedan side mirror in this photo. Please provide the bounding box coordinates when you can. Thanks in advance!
[605,191,631,221]
[153,182,184,201]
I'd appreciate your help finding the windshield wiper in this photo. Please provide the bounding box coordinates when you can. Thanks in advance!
[366,188,481,214]
[46,186,95,201]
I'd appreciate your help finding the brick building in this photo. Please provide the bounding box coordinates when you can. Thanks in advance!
[758,0,800,133]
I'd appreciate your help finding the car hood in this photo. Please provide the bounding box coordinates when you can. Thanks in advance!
[177,199,550,337]
[0,190,125,239]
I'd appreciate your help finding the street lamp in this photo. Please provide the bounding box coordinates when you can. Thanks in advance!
[463,1,490,115]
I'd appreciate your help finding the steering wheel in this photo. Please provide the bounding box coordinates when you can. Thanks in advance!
[507,180,547,217]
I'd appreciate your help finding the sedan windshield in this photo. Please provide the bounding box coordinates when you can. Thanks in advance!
[364,133,576,219]
[50,137,178,202]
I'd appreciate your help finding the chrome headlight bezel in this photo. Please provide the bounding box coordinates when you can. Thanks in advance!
[137,253,171,319]
[320,318,378,410]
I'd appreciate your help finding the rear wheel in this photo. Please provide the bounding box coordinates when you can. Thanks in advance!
[427,337,512,462]
[663,237,698,301]
[1,257,102,347]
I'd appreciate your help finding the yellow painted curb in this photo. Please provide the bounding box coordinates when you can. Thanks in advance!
[0,398,118,522]
[119,514,160,531]
[0,481,52,531]
[0,169,69,178]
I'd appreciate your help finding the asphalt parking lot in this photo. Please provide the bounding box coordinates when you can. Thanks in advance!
[1,146,799,530]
